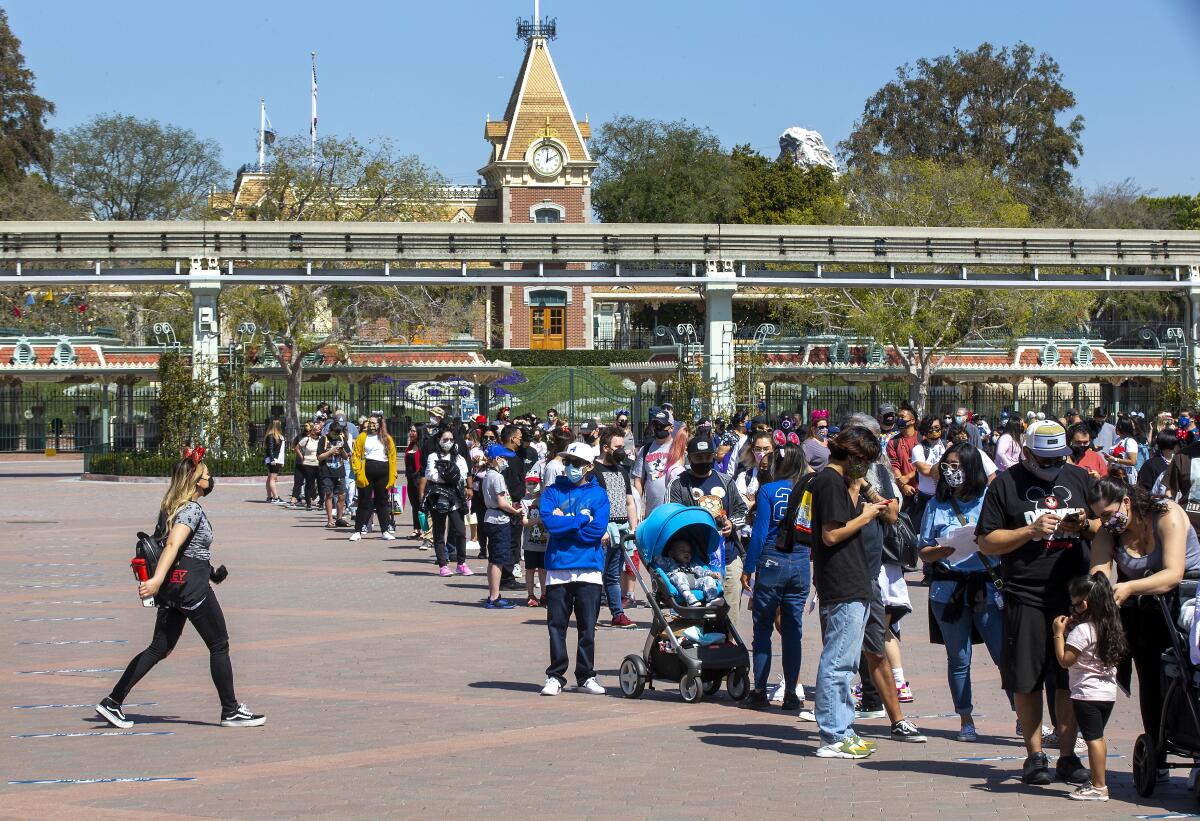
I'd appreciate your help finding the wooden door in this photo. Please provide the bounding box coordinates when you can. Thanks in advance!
[530,307,565,350]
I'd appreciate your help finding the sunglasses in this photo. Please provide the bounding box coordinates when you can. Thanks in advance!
[815,425,829,431]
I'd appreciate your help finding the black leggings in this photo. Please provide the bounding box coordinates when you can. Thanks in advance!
[109,592,237,713]
[1122,598,1173,744]
[354,460,392,532]
[431,508,466,566]
[407,476,422,530]
[299,464,319,505]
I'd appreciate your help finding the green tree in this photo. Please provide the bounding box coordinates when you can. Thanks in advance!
[0,8,54,185]
[53,114,227,219]
[1142,193,1200,231]
[730,145,846,225]
[841,42,1084,218]
[217,134,473,438]
[591,116,741,223]
[156,349,217,456]
[783,159,1092,413]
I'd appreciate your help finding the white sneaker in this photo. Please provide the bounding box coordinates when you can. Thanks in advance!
[381,531,396,541]
[798,709,816,723]
[540,677,563,696]
[466,540,481,556]
[514,564,524,579]
[577,677,605,695]
[417,541,430,551]
[348,532,362,542]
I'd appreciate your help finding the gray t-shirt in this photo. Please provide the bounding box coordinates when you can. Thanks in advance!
[173,501,212,562]
[482,469,511,525]
[631,439,673,514]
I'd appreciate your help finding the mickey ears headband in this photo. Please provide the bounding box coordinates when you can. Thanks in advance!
[810,410,829,422]
[771,430,801,448]
[183,445,206,465]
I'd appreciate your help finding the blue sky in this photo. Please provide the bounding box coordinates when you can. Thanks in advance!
[8,0,1200,194]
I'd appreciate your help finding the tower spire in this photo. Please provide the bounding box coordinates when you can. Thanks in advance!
[516,0,555,41]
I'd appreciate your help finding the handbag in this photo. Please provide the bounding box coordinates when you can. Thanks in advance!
[882,510,920,571]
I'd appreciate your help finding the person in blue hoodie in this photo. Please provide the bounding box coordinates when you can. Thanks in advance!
[539,442,610,696]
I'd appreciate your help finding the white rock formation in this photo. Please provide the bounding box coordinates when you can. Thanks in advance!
[777,127,839,175]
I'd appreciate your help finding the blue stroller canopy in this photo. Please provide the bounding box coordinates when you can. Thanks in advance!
[635,503,722,568]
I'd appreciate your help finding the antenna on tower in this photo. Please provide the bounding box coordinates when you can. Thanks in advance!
[516,0,555,41]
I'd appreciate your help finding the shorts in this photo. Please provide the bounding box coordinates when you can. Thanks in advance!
[483,520,511,567]
[862,590,888,656]
[1001,597,1070,694]
[1072,699,1114,742]
[267,463,282,474]
[523,548,546,569]
[320,474,346,495]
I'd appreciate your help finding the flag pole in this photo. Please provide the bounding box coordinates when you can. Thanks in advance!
[258,99,266,172]
[310,51,318,167]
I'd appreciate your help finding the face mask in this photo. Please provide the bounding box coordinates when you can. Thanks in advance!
[845,462,869,481]
[815,429,828,441]
[1104,506,1129,535]
[942,467,965,488]
[654,427,670,440]
[1181,417,1190,428]
[1024,455,1065,482]
[564,463,586,484]
[199,475,215,497]
[440,440,454,453]
[1069,444,1089,460]
[609,447,627,464]
[954,415,967,425]
[494,458,508,473]
[690,460,713,477]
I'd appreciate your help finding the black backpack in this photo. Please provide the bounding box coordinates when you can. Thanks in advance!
[435,455,462,487]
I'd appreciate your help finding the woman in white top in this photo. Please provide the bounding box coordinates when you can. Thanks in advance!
[294,421,322,510]
[1104,416,1140,485]
[912,415,947,525]
[424,428,472,577]
[735,432,773,542]
[262,419,286,504]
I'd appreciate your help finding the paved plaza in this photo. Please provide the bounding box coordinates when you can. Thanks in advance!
[2,458,1198,820]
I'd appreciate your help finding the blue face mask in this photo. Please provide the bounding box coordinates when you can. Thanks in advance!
[564,464,586,484]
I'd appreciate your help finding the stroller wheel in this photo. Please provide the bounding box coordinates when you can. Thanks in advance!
[1133,733,1158,797]
[680,673,704,704]
[618,655,648,699]
[726,667,751,702]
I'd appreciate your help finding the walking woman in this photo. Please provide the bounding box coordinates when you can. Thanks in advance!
[294,421,321,509]
[919,441,1011,741]
[403,425,425,540]
[742,444,809,710]
[1087,469,1200,761]
[350,413,397,542]
[425,427,472,576]
[96,448,265,729]
[263,419,286,503]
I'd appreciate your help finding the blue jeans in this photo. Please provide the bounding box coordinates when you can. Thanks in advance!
[750,546,810,692]
[603,522,632,618]
[930,595,1007,717]
[815,599,868,746]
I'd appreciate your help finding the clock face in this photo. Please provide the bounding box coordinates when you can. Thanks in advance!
[531,142,563,176]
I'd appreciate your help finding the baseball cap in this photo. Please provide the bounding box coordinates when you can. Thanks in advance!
[563,442,597,465]
[429,406,445,419]
[486,444,515,460]
[696,417,712,429]
[580,419,600,435]
[878,403,897,418]
[661,402,674,411]
[687,436,713,457]
[1023,420,1072,458]
[651,410,670,427]
[474,414,487,425]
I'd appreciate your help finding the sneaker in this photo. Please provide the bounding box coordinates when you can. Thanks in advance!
[856,708,887,720]
[540,677,563,696]
[956,724,978,742]
[381,531,396,541]
[417,541,430,551]
[1021,751,1052,786]
[526,596,541,608]
[816,738,873,759]
[95,696,133,729]
[781,694,802,711]
[1055,753,1090,786]
[500,579,525,591]
[334,518,350,527]
[348,532,362,542]
[896,681,914,703]
[621,593,637,610]
[742,689,770,709]
[890,719,927,743]
[610,613,636,629]
[798,709,817,723]
[577,677,605,695]
[1068,783,1109,802]
[849,735,877,751]
[438,565,452,577]
[456,563,474,576]
[220,703,266,727]
[513,564,524,580]
[484,597,515,610]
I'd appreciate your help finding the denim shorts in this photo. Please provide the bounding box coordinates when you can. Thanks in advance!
[484,520,511,567]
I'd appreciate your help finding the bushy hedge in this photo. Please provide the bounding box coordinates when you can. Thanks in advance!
[87,451,275,477]
[483,349,653,367]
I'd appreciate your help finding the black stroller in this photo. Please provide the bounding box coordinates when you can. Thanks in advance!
[1133,578,1200,801]
[616,503,751,704]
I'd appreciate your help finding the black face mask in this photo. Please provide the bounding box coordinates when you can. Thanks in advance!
[690,459,713,477]
[1069,444,1089,460]
[654,427,670,440]
[199,475,215,497]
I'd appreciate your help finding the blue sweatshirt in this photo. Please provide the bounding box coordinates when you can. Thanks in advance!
[745,478,796,575]
[540,473,610,572]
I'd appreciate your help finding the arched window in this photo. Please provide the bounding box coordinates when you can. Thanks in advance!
[530,201,565,223]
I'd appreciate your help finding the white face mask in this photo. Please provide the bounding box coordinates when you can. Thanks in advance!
[439,440,454,453]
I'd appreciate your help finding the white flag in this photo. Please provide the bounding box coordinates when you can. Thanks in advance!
[310,54,318,139]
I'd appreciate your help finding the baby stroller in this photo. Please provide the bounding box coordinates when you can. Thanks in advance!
[1133,578,1200,800]
[617,503,751,704]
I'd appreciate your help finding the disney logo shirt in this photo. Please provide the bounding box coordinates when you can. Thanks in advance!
[976,461,1094,612]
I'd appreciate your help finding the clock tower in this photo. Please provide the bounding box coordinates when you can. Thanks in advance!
[480,14,596,350]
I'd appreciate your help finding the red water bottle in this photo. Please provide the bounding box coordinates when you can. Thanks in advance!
[130,557,154,607]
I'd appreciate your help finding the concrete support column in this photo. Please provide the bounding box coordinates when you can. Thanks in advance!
[100,382,110,448]
[189,256,223,435]
[1188,270,1200,391]
[704,259,737,416]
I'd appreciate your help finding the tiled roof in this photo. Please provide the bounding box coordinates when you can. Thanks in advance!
[498,38,589,163]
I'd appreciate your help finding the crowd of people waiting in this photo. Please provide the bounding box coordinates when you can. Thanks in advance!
[255,397,1200,802]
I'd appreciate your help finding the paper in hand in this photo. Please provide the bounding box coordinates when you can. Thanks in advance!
[936,525,980,564]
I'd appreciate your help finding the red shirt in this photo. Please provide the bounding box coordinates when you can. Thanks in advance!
[888,432,918,491]
[1071,448,1107,477]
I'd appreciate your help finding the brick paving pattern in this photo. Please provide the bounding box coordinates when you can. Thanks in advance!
[2,458,1198,819]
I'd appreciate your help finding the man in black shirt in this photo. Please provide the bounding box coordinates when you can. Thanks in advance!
[978,420,1098,788]
[1138,429,1176,494]
[594,428,638,628]
[498,423,537,591]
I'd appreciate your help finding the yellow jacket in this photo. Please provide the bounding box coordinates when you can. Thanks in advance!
[351,432,397,489]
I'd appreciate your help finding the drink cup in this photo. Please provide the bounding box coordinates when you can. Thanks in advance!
[130,557,155,607]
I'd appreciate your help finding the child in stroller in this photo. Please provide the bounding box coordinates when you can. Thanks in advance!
[659,536,724,607]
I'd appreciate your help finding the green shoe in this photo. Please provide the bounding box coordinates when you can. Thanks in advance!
[849,734,877,751]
